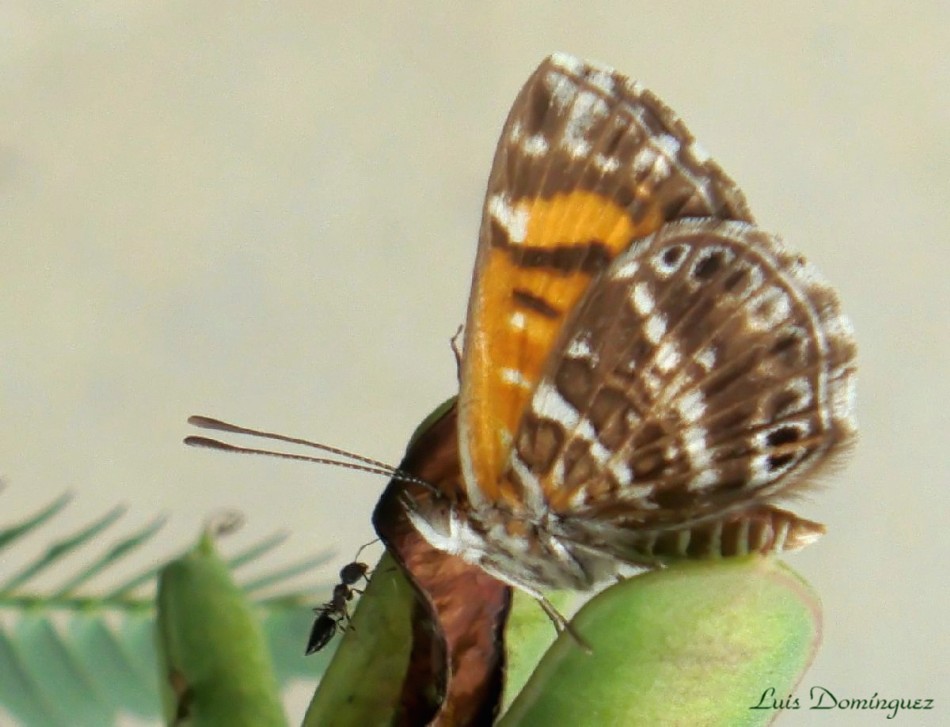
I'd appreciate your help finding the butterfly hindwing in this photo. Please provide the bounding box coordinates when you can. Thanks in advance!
[509,219,857,549]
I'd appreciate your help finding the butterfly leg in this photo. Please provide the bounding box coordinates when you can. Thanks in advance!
[450,324,464,382]
[536,593,592,654]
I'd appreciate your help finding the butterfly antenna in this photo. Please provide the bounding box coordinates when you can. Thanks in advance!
[185,415,437,492]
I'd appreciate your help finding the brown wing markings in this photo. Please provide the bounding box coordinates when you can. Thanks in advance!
[511,288,562,319]
[461,55,755,507]
[529,221,855,535]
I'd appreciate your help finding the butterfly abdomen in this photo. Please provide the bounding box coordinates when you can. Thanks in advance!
[626,506,825,561]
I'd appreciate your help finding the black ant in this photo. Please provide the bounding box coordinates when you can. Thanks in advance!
[305,541,374,655]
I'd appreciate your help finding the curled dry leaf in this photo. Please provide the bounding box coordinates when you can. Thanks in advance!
[373,401,513,726]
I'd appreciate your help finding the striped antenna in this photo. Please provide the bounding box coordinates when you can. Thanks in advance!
[185,415,436,493]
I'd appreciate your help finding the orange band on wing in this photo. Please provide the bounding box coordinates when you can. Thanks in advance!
[465,190,668,505]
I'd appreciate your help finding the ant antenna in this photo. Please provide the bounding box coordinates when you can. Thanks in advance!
[184,415,439,494]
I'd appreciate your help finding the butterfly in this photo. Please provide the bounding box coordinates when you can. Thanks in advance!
[400,52,857,624]
[186,52,857,638]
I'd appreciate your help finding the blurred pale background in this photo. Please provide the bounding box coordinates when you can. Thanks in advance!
[1,2,947,725]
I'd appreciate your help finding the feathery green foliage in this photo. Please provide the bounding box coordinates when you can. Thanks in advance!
[0,496,332,726]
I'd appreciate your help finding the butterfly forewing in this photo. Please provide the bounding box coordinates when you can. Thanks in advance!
[459,54,753,509]
[510,218,857,559]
